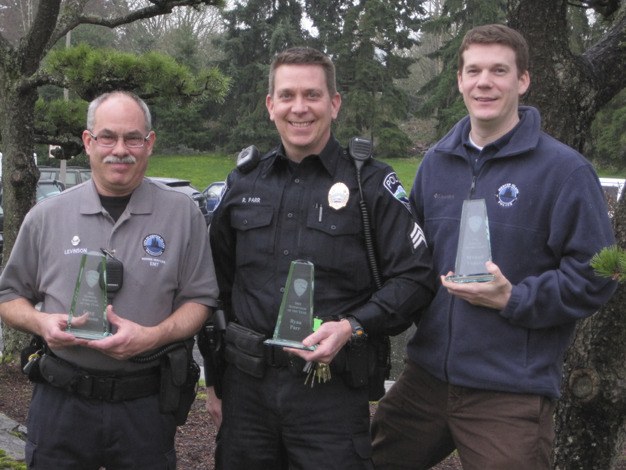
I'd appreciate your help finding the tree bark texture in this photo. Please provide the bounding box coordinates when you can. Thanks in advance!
[511,0,626,153]
[509,1,626,468]
[553,196,626,469]
[0,60,41,355]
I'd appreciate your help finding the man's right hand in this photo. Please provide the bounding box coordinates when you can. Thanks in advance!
[39,312,90,349]
[0,297,88,349]
[206,386,223,428]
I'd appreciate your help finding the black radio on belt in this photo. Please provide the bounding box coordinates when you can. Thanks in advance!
[100,248,124,301]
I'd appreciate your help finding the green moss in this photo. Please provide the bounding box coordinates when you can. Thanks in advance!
[0,449,26,470]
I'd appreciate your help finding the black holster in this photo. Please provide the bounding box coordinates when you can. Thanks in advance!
[223,322,266,379]
[368,336,391,401]
[197,309,227,398]
[343,339,371,389]
[158,338,200,425]
[342,336,390,401]
[21,335,47,383]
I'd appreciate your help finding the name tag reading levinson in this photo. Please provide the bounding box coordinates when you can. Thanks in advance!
[265,260,316,351]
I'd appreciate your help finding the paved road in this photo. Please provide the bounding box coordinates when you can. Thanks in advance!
[0,412,26,462]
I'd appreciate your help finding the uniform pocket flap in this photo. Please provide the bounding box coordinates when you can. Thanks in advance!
[231,205,273,231]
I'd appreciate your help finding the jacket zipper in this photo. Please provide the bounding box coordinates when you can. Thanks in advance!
[443,162,480,380]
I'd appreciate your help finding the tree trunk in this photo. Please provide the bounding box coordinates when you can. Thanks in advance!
[0,79,41,354]
[510,0,602,153]
[553,195,626,469]
[508,1,626,467]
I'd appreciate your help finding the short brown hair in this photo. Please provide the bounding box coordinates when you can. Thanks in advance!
[458,24,529,77]
[268,47,337,96]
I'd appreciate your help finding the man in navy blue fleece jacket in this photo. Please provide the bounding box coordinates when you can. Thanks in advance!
[371,24,617,470]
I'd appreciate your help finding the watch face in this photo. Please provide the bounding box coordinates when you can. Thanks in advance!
[347,317,366,341]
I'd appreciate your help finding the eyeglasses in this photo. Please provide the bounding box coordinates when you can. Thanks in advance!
[88,131,151,149]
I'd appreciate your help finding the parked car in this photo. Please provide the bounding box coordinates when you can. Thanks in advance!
[202,181,225,225]
[37,179,65,201]
[148,177,210,226]
[38,165,91,188]
[600,177,625,218]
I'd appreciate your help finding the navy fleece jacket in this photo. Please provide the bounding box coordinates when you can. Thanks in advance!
[408,106,617,398]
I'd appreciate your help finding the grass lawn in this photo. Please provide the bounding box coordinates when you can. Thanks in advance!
[147,152,625,196]
[146,153,238,191]
[146,152,424,192]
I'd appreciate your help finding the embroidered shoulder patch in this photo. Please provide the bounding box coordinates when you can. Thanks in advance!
[383,172,411,211]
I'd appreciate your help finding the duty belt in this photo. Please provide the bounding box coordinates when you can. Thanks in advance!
[223,322,348,379]
[224,322,299,378]
[265,345,292,368]
[38,354,160,402]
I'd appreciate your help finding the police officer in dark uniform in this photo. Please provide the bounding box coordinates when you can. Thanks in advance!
[208,47,435,469]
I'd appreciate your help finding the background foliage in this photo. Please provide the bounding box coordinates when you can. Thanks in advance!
[2,0,623,166]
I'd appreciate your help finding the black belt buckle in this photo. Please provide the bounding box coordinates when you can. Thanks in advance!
[74,375,114,401]
[90,376,115,401]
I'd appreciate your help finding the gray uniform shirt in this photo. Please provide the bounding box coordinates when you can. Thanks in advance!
[0,178,218,372]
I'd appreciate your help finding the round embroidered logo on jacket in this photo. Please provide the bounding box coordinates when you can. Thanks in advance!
[143,234,166,256]
[496,183,519,207]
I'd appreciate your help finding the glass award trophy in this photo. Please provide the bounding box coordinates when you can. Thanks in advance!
[445,199,495,283]
[66,251,112,339]
[264,260,316,351]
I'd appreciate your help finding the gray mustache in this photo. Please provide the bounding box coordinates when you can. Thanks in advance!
[103,155,137,164]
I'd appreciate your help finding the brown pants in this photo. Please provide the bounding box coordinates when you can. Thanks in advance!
[371,360,555,470]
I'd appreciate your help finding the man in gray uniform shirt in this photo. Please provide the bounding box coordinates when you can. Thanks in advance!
[0,91,218,469]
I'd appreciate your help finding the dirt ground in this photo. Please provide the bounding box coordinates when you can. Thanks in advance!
[0,360,473,469]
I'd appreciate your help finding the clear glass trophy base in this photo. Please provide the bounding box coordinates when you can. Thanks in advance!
[264,338,316,351]
[66,329,112,340]
[445,273,495,283]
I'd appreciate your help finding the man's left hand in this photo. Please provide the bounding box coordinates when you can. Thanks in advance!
[285,319,352,364]
[83,305,156,360]
[441,261,512,310]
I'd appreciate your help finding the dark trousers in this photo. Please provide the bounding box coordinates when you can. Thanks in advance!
[371,360,555,470]
[216,364,374,470]
[26,383,177,469]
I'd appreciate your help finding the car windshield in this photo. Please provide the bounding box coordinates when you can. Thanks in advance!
[38,167,91,187]
[37,182,63,201]
[60,173,77,186]
[204,182,225,212]
[206,183,224,199]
